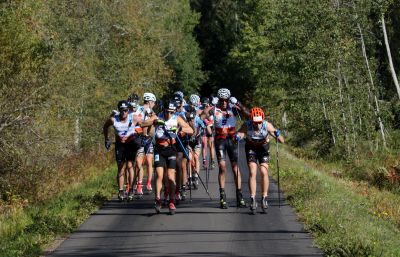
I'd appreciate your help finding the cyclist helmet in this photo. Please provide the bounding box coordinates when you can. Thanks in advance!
[250,107,265,123]
[164,100,177,111]
[217,88,231,99]
[189,94,200,106]
[117,100,129,111]
[201,97,210,105]
[174,91,184,99]
[143,92,156,102]
[173,93,183,105]
[128,93,139,103]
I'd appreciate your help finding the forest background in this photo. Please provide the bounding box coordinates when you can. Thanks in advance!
[0,0,399,255]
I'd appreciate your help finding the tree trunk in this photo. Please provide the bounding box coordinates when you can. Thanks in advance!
[355,16,387,148]
[381,15,400,100]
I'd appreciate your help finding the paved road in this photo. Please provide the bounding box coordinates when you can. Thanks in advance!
[49,143,323,257]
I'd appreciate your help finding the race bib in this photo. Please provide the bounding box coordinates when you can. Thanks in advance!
[154,154,160,162]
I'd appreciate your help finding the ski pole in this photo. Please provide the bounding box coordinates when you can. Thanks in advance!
[276,138,281,208]
[176,135,212,200]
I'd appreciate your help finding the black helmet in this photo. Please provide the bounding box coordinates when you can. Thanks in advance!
[117,100,129,111]
[173,93,183,105]
[163,100,177,111]
[201,97,210,105]
[128,93,139,103]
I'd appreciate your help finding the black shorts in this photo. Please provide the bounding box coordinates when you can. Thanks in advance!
[154,146,177,169]
[206,126,214,137]
[137,136,154,155]
[115,140,140,166]
[245,143,270,164]
[175,136,189,157]
[215,138,238,163]
[188,138,201,151]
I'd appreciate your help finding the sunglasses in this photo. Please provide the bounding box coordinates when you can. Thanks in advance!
[120,109,129,113]
[219,98,229,102]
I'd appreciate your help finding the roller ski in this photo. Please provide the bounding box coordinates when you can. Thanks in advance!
[250,197,257,215]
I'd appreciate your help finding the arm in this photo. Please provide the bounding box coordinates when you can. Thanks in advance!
[237,123,247,140]
[177,116,194,135]
[266,121,284,143]
[139,113,157,127]
[103,117,114,141]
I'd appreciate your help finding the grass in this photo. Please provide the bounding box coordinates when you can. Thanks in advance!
[271,145,400,256]
[0,166,116,257]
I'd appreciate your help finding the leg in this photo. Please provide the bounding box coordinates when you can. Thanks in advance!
[260,163,269,198]
[248,162,258,197]
[146,153,154,190]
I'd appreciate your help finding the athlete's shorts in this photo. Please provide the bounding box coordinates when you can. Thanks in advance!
[175,136,189,157]
[115,140,140,166]
[154,145,177,169]
[206,126,214,138]
[137,136,154,155]
[215,138,238,163]
[188,137,202,151]
[245,143,270,164]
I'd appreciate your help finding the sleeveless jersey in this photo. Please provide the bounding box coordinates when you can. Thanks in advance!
[113,113,135,142]
[246,120,269,145]
[155,112,178,146]
[214,106,236,139]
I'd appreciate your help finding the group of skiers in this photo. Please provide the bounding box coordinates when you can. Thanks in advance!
[103,88,284,215]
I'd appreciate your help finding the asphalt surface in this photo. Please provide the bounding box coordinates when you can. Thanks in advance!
[49,143,323,257]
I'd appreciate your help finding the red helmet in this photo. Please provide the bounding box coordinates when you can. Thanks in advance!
[250,107,265,123]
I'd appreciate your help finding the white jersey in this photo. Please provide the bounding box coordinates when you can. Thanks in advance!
[214,106,237,139]
[154,112,178,146]
[245,120,269,144]
[113,113,135,141]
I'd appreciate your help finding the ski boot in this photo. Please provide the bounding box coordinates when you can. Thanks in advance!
[250,197,257,215]
[146,182,152,194]
[135,183,144,199]
[175,190,181,205]
[168,200,176,215]
[261,196,268,213]
[209,159,216,169]
[202,158,207,170]
[128,189,135,201]
[163,189,169,207]
[236,189,246,208]
[118,189,125,201]
[193,175,199,190]
[180,186,187,201]
[155,198,162,214]
[219,189,228,209]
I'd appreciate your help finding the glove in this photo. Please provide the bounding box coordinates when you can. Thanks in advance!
[212,97,218,105]
[170,126,178,133]
[274,129,281,137]
[105,140,112,150]
[229,97,238,105]
[154,119,165,126]
[145,108,153,115]
[235,134,241,142]
[112,110,119,116]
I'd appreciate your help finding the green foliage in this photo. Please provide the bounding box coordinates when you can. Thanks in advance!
[277,146,400,256]
[0,0,204,201]
[194,0,400,162]
[0,167,115,257]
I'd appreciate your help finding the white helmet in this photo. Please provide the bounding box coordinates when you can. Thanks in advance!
[189,94,200,106]
[174,91,184,98]
[217,88,231,99]
[143,92,156,102]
